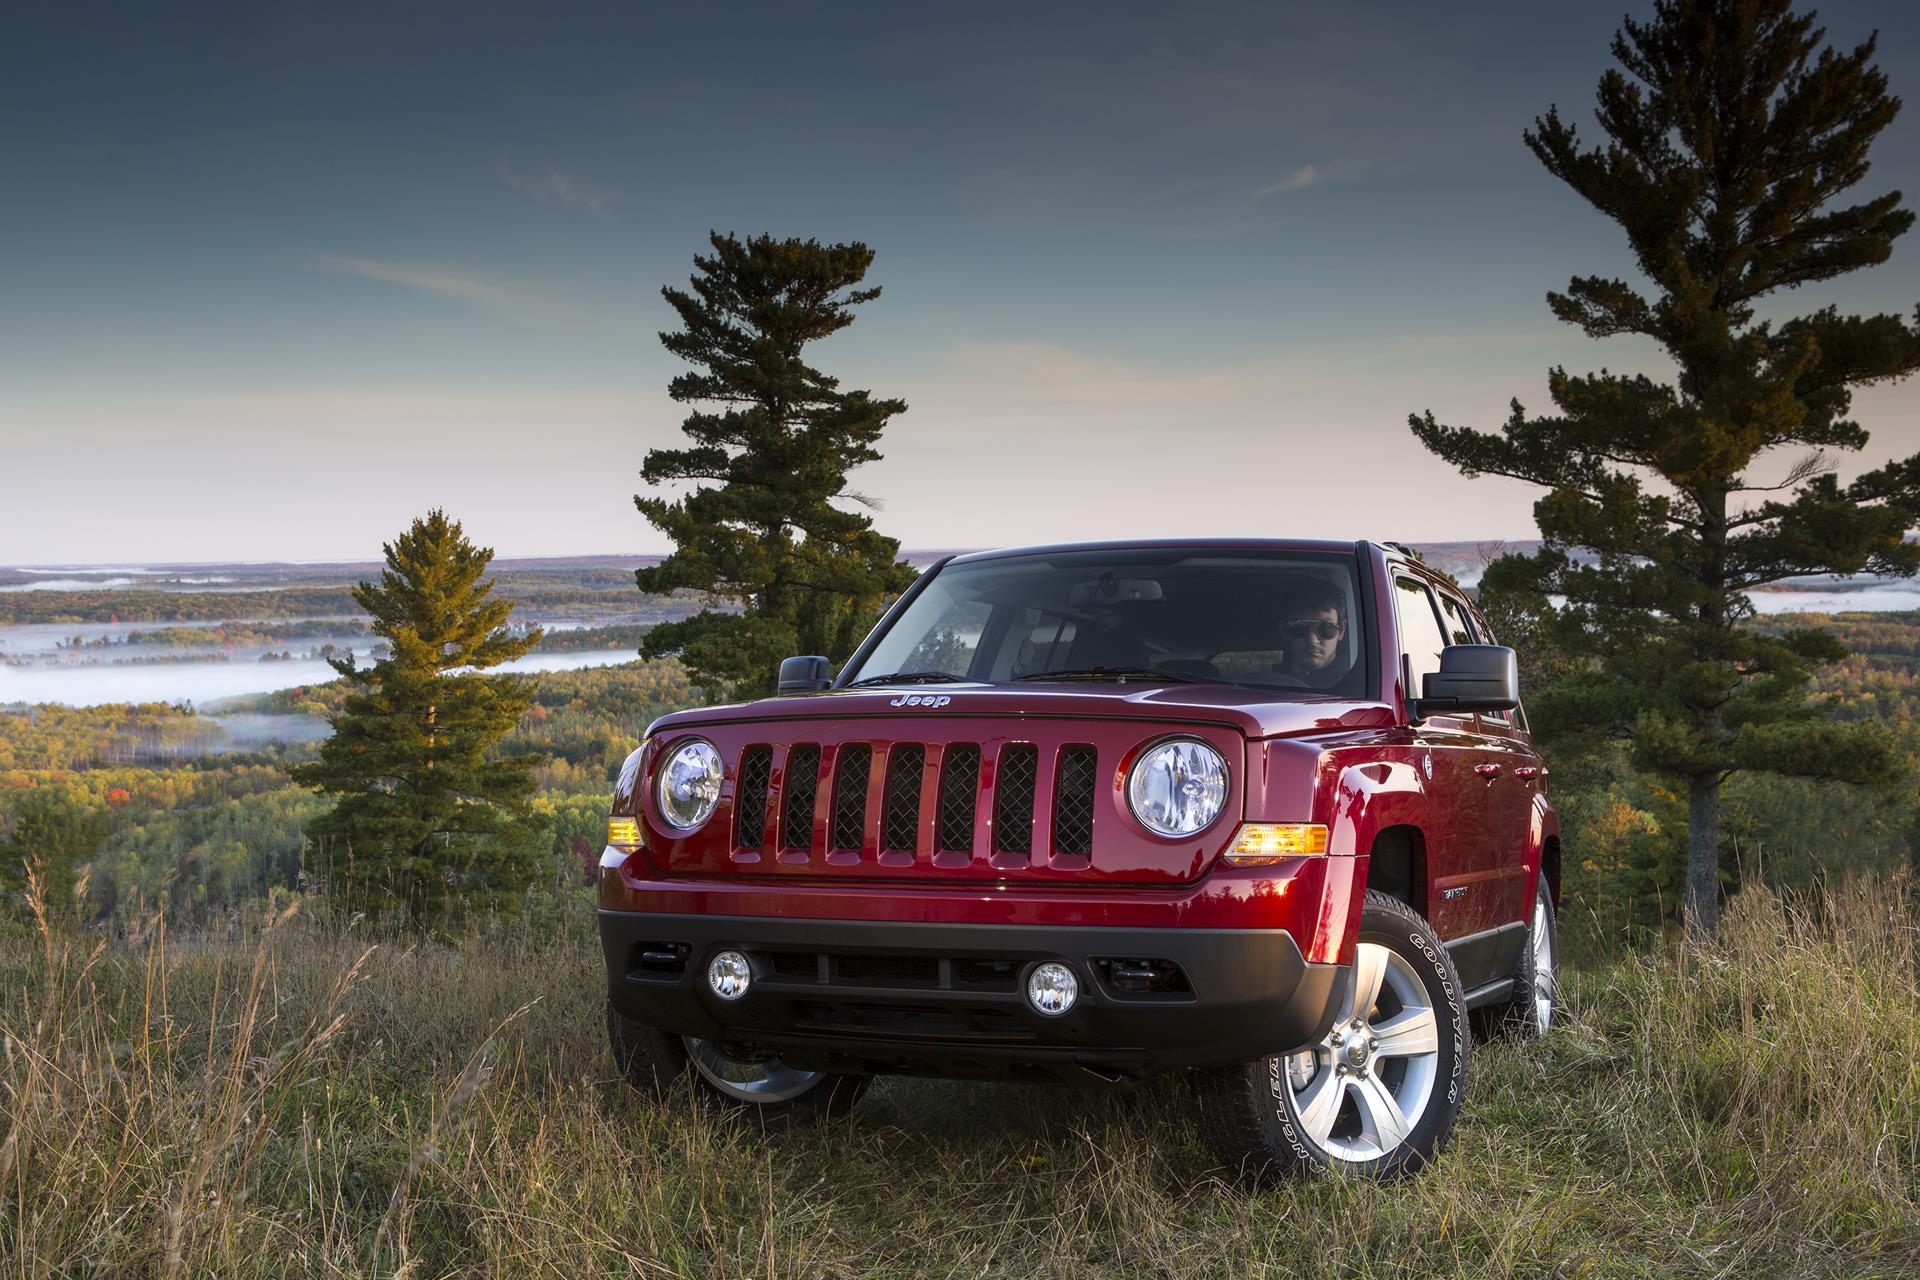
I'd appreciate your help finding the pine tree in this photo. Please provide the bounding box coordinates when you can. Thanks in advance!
[292,510,545,924]
[1410,0,1920,937]
[635,233,917,697]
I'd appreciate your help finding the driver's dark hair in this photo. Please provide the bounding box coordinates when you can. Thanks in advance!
[1287,581,1347,624]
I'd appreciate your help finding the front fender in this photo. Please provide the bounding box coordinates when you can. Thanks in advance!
[1323,756,1430,858]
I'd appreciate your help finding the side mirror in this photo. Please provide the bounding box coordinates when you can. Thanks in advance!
[777,655,833,695]
[1418,644,1519,716]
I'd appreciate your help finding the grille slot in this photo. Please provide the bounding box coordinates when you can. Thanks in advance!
[881,744,925,852]
[780,744,822,852]
[829,744,872,851]
[1052,746,1098,856]
[763,951,819,980]
[733,746,773,850]
[834,954,939,987]
[935,745,981,854]
[790,1002,1031,1041]
[991,744,1039,854]
[952,958,1019,991]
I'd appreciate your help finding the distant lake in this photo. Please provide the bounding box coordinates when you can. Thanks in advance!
[1749,584,1920,614]
[0,649,640,709]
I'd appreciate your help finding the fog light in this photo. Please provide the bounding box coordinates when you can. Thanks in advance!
[1026,962,1079,1016]
[707,950,751,1000]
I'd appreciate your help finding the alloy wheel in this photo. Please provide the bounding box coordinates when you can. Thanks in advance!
[1532,895,1554,1031]
[1283,941,1441,1162]
[683,1037,823,1103]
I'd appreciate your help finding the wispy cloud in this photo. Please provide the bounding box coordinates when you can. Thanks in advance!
[1249,164,1321,201]
[307,254,597,326]
[928,328,1582,410]
[1164,164,1327,239]
[496,162,621,216]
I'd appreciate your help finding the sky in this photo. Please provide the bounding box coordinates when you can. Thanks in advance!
[3,0,1918,564]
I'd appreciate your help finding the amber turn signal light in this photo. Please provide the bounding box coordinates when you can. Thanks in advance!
[606,816,642,850]
[1222,823,1329,865]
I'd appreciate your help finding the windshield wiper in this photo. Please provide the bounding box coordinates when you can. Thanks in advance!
[1010,666,1195,684]
[842,670,968,688]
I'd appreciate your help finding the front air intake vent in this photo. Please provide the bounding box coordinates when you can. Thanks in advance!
[780,744,821,852]
[881,744,925,852]
[829,744,872,851]
[733,746,772,850]
[935,745,980,854]
[1052,746,1098,856]
[992,744,1039,855]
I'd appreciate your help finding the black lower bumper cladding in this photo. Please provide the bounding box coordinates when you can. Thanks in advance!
[599,911,1347,1081]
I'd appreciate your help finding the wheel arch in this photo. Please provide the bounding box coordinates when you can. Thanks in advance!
[1538,832,1562,908]
[1364,824,1429,921]
[1323,756,1434,922]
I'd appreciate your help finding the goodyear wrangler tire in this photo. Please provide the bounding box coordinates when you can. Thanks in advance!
[607,1003,867,1129]
[1194,890,1469,1182]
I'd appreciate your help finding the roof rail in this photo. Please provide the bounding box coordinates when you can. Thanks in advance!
[1379,540,1420,559]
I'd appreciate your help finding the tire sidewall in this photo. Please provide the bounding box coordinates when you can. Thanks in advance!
[609,1005,868,1126]
[1515,879,1556,1038]
[1271,897,1468,1178]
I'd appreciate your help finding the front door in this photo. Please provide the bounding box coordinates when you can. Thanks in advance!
[1392,575,1503,939]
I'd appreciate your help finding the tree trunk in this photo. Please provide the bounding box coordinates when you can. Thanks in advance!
[1685,774,1721,941]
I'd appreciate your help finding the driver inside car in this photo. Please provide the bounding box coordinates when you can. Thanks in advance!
[1280,583,1353,690]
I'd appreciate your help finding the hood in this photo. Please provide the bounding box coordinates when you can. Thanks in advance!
[646,682,1397,741]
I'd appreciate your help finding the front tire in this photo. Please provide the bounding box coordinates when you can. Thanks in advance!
[1194,891,1469,1182]
[607,1003,867,1128]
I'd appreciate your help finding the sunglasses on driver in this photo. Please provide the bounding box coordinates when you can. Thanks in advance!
[1283,619,1343,642]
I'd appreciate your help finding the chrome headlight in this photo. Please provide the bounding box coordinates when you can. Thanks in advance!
[656,738,723,830]
[1127,738,1228,838]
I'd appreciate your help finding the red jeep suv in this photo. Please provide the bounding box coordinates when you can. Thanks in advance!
[599,540,1559,1179]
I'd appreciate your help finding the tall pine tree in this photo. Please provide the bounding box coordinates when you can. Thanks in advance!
[1411,0,1920,937]
[293,510,545,924]
[635,233,917,697]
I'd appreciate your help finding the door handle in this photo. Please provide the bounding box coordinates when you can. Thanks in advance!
[1474,763,1503,779]
[1513,766,1539,781]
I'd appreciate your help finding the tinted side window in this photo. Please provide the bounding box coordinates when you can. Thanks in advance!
[1394,578,1451,695]
[1436,592,1478,645]
[1438,589,1507,722]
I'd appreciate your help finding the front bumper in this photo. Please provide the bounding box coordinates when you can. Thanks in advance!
[600,910,1347,1080]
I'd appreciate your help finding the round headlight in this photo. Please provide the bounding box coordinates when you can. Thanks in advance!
[1127,738,1229,838]
[656,738,723,830]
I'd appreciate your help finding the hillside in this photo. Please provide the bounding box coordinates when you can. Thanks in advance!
[2,875,1912,1276]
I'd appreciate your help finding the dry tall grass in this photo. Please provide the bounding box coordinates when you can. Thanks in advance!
[2,876,1915,1278]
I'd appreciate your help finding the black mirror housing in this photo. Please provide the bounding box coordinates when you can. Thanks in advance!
[1418,644,1519,715]
[777,655,833,695]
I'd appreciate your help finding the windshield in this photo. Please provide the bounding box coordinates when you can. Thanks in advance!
[843,548,1372,696]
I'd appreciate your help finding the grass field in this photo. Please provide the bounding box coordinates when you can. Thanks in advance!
[3,879,1916,1279]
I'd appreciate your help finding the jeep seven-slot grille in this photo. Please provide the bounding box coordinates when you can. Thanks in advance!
[992,744,1039,854]
[881,744,924,851]
[936,745,981,853]
[729,741,1102,864]
[780,744,822,851]
[733,746,772,850]
[1052,746,1099,856]
[829,744,872,850]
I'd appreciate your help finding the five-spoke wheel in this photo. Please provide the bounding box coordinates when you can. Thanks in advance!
[1281,940,1443,1162]
[607,1004,866,1127]
[1196,890,1469,1181]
